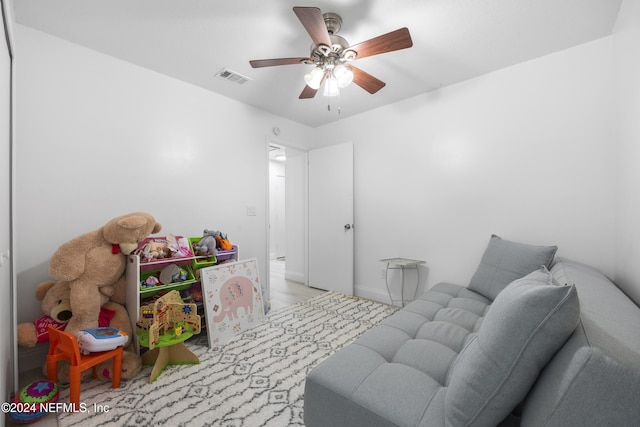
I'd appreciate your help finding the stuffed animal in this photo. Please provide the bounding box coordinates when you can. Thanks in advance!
[213,230,233,251]
[139,240,175,261]
[193,229,218,256]
[17,280,73,348]
[17,280,142,382]
[48,212,161,336]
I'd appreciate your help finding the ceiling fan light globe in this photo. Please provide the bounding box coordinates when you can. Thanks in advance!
[334,65,354,88]
[304,67,324,90]
[323,76,340,97]
[343,50,357,61]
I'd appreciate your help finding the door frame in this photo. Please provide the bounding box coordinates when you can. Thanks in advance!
[265,138,355,296]
[1,0,16,397]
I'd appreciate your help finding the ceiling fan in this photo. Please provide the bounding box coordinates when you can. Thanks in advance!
[249,6,413,99]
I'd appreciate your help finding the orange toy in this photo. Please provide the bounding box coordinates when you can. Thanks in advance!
[46,326,123,410]
[215,232,233,251]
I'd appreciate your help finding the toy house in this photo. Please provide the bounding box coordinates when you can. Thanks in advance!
[137,290,201,350]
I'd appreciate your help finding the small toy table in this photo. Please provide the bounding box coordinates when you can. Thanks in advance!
[138,331,199,383]
[380,258,426,307]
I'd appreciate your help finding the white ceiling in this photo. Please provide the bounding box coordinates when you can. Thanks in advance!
[12,0,622,128]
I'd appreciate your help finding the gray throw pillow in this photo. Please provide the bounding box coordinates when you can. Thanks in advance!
[445,267,580,427]
[468,234,557,300]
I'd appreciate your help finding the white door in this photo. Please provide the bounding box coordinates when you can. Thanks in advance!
[308,142,354,294]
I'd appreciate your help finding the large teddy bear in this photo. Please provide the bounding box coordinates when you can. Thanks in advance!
[48,212,161,335]
[17,280,142,382]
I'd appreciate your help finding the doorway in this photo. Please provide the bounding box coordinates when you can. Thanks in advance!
[268,142,321,310]
[267,141,354,298]
[268,143,307,283]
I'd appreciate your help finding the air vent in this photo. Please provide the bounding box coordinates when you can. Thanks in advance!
[215,68,252,85]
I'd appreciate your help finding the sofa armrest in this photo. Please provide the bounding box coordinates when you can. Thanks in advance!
[522,337,640,426]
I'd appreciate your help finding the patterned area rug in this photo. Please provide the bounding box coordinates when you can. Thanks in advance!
[57,292,396,427]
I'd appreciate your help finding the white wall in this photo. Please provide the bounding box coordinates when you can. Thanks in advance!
[315,37,617,303]
[613,0,640,305]
[13,25,313,332]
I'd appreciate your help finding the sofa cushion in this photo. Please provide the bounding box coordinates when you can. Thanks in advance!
[304,282,491,427]
[468,234,558,300]
[446,267,580,426]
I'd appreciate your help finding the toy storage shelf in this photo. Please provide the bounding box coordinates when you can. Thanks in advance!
[125,246,238,355]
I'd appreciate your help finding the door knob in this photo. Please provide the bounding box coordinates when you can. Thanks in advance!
[344,224,352,230]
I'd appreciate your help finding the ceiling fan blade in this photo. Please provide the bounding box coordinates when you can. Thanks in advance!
[250,57,309,68]
[348,27,413,60]
[293,6,332,48]
[299,85,318,99]
[351,66,386,94]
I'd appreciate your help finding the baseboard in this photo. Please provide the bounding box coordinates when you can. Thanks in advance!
[18,344,48,373]
[354,285,391,305]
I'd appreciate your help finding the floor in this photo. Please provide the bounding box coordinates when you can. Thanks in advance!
[268,257,326,312]
[7,259,325,427]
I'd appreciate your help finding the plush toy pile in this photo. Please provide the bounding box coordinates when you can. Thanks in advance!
[17,212,162,382]
[193,229,233,256]
[17,280,142,381]
[136,234,192,262]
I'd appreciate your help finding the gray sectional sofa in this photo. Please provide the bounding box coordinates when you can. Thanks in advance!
[304,235,640,426]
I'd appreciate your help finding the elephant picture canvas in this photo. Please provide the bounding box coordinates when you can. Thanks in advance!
[201,258,265,347]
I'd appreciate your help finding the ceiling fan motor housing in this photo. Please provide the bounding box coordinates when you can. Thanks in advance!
[310,35,351,66]
[323,12,342,35]
[309,13,355,65]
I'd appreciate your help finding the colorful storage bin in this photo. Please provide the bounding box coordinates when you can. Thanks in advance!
[140,264,196,295]
[188,237,218,269]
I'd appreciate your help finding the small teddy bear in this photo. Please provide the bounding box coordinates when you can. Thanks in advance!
[17,280,142,382]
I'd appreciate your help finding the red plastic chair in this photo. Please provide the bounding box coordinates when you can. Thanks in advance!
[46,326,123,409]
